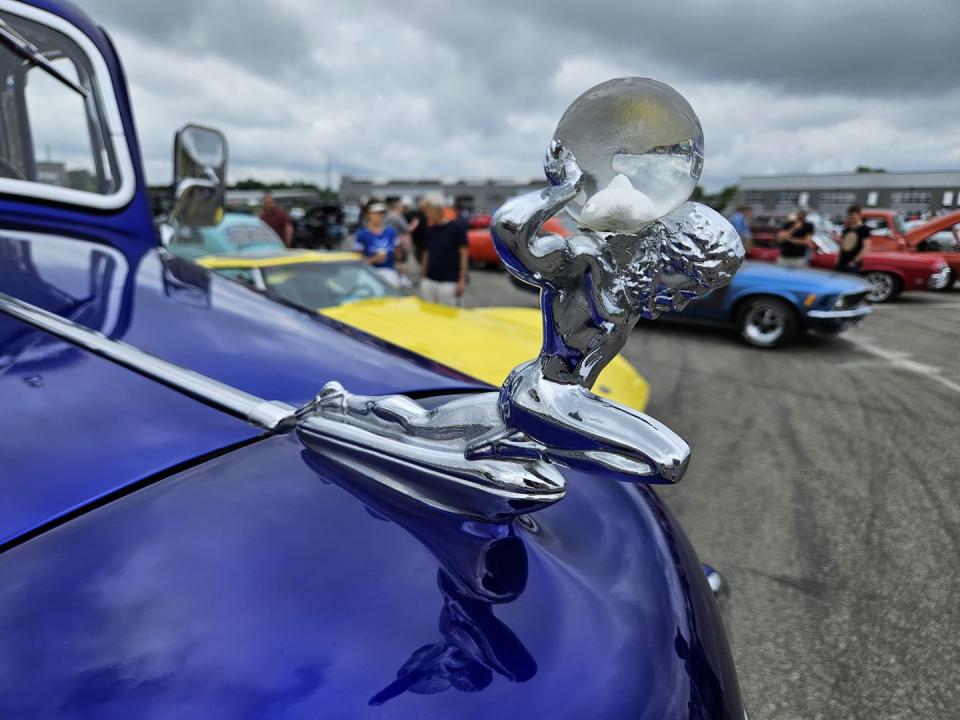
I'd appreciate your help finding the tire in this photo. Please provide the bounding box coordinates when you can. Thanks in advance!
[865,271,901,303]
[736,297,798,348]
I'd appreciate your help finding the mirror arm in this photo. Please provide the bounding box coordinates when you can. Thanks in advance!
[168,176,221,226]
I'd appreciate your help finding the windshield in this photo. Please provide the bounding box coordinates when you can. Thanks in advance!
[812,232,839,253]
[262,261,404,309]
[892,214,907,235]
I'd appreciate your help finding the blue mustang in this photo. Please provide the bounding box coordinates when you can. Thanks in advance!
[666,260,873,348]
[0,2,744,718]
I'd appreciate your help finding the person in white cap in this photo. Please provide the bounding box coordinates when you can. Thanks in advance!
[354,199,400,285]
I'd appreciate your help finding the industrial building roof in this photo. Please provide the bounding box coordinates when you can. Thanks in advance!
[738,170,960,190]
[342,176,544,187]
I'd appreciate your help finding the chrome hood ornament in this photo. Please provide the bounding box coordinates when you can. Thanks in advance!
[298,77,744,521]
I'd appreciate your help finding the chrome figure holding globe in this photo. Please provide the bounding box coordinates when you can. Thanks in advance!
[297,77,744,521]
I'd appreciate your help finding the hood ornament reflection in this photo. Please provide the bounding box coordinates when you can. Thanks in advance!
[298,77,743,521]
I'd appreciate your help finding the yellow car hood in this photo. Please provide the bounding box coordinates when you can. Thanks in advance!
[320,296,649,412]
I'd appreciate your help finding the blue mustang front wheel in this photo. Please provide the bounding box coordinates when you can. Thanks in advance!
[736,297,798,348]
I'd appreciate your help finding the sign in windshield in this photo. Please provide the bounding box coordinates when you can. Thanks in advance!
[813,232,839,254]
[225,223,283,249]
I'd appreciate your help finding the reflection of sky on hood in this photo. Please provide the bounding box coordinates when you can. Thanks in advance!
[0,233,128,334]
[0,435,722,718]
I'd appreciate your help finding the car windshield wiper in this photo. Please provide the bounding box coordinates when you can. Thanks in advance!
[0,18,88,98]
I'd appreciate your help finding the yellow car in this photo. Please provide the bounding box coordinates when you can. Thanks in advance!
[196,250,650,411]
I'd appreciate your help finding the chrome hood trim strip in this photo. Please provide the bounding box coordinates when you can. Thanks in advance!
[0,290,296,431]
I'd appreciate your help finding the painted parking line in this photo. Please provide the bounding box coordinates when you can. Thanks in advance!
[842,335,960,396]
[884,303,960,310]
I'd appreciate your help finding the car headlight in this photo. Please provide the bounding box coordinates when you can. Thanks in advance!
[834,290,869,309]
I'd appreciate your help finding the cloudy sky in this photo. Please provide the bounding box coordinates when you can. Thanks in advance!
[85,0,960,191]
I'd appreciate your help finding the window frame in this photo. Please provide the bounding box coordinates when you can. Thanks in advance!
[818,190,857,206]
[890,189,932,206]
[0,1,136,210]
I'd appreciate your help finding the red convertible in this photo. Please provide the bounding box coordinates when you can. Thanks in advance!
[748,212,951,302]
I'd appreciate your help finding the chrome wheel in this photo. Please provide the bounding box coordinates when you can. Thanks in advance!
[865,271,897,303]
[739,299,795,348]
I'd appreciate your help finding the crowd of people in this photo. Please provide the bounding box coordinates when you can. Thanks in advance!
[729,204,874,272]
[348,195,469,306]
[261,189,895,310]
[254,191,471,307]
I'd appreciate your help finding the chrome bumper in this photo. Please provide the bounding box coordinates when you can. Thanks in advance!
[807,305,872,319]
[929,266,952,289]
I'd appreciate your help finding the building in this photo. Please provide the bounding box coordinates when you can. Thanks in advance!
[339,176,549,213]
[731,170,960,218]
[225,188,326,210]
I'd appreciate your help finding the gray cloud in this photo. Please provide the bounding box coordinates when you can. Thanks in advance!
[395,0,960,95]
[76,1,960,190]
[84,0,318,82]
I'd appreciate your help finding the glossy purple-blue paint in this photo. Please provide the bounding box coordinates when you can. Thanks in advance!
[0,434,743,719]
[0,1,744,716]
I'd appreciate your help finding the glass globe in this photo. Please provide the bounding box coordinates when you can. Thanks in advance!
[551,77,704,233]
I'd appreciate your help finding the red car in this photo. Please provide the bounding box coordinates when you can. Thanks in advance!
[748,212,951,302]
[861,209,960,288]
[468,214,571,267]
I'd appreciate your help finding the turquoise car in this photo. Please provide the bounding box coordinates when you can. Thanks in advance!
[166,213,285,260]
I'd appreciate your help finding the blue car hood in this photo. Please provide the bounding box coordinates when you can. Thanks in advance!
[734,261,869,294]
[0,233,484,546]
[0,433,743,719]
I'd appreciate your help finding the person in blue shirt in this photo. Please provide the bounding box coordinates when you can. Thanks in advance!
[728,205,753,252]
[354,200,400,285]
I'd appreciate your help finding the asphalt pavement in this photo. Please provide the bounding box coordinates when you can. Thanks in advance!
[464,269,960,720]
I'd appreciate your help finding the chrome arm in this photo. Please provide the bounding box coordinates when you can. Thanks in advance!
[492,142,583,280]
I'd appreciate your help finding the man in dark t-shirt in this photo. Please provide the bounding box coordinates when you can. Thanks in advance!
[405,203,428,263]
[260,192,294,247]
[776,209,813,267]
[420,193,468,306]
[837,205,872,271]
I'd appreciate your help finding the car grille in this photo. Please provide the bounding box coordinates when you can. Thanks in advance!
[836,290,869,309]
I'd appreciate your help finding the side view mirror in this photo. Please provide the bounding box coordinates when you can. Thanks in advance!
[169,124,227,228]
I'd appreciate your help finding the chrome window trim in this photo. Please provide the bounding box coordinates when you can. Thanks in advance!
[0,1,136,210]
